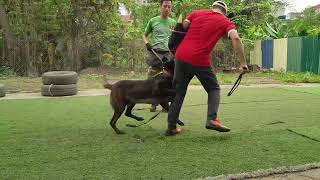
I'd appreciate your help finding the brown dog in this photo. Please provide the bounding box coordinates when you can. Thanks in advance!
[103,61,184,134]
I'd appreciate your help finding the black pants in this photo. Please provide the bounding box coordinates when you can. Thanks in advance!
[167,60,220,129]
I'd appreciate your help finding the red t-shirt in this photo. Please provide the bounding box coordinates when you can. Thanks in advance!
[175,9,236,67]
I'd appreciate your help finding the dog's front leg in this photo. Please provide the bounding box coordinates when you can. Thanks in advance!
[125,103,144,121]
[160,102,169,112]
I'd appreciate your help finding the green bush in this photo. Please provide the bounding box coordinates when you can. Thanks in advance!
[277,72,320,83]
[0,67,16,79]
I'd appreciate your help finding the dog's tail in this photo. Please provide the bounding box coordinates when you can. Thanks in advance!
[102,75,113,89]
[103,81,113,89]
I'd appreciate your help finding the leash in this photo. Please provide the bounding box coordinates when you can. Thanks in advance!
[171,30,186,34]
[126,111,161,128]
[150,71,164,78]
[228,67,249,96]
[227,74,243,96]
[151,48,165,64]
[149,48,168,76]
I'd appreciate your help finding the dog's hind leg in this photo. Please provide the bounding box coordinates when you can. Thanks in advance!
[110,105,126,134]
[125,103,144,121]
[160,102,169,112]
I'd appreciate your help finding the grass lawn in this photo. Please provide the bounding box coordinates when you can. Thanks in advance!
[0,87,320,179]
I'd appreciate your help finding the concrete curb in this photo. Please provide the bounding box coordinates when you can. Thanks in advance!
[198,163,320,180]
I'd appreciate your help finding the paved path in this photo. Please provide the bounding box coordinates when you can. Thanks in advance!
[251,168,320,180]
[0,89,108,100]
[1,83,320,100]
[202,163,320,180]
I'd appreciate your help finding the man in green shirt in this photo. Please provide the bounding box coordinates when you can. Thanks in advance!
[143,0,176,112]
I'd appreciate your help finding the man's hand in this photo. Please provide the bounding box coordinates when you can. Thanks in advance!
[239,65,249,75]
[145,43,153,51]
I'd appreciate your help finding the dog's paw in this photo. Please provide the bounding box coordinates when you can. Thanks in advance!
[177,119,185,126]
[136,117,144,121]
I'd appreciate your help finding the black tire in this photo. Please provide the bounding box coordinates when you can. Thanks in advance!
[41,84,77,97]
[42,71,78,85]
[0,84,5,97]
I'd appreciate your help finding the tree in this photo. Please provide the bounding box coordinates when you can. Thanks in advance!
[0,0,135,75]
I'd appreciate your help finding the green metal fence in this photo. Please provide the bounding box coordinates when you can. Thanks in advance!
[287,37,303,73]
[301,36,320,74]
[252,36,320,74]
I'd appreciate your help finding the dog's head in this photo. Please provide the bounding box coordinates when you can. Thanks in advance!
[162,58,175,76]
[168,15,187,54]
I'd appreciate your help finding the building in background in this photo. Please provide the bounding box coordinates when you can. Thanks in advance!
[272,1,286,19]
[287,12,303,20]
[311,4,320,13]
[119,3,133,24]
[119,0,151,24]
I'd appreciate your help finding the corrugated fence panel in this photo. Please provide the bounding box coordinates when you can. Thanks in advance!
[252,40,262,67]
[301,36,320,74]
[262,40,274,69]
[314,36,320,74]
[287,37,302,72]
[250,51,254,64]
[319,37,320,74]
[273,38,288,71]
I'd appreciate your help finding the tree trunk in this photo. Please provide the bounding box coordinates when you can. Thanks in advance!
[70,0,82,71]
[22,0,38,76]
[0,3,16,69]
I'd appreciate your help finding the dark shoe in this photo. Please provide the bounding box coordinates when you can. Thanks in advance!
[150,104,157,112]
[206,119,230,132]
[164,128,182,136]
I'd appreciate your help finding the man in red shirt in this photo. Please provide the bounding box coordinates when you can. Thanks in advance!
[165,1,248,136]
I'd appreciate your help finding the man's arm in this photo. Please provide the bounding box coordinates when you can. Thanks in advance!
[229,30,248,74]
[183,19,190,30]
[143,33,149,45]
[143,33,152,51]
[143,19,153,51]
[183,11,195,30]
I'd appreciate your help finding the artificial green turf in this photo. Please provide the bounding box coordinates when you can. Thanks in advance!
[285,87,320,95]
[287,127,320,142]
[0,87,320,179]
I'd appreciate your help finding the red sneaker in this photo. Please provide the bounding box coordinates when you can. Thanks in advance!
[164,128,182,136]
[206,119,230,132]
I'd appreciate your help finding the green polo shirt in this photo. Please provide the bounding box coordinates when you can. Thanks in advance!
[145,16,176,51]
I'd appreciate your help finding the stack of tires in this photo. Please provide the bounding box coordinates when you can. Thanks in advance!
[41,71,78,97]
[0,84,6,98]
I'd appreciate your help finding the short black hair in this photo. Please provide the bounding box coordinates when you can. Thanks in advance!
[160,0,172,5]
